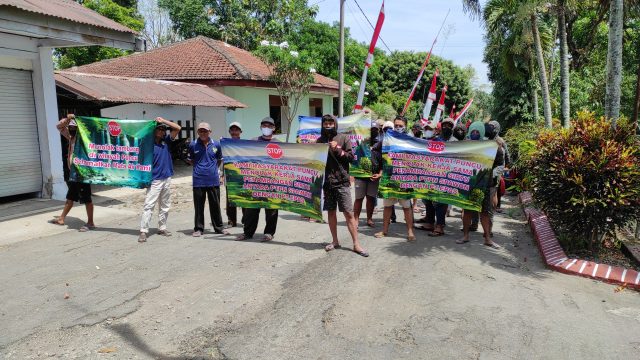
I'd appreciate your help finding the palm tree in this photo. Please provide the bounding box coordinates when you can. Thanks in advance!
[604,0,624,124]
[558,0,571,128]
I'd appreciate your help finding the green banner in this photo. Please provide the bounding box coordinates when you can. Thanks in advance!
[296,112,372,178]
[379,130,498,211]
[221,139,328,220]
[70,116,155,188]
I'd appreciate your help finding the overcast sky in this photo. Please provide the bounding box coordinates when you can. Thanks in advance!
[314,0,489,87]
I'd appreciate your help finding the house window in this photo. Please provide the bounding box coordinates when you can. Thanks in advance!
[269,95,288,134]
[309,98,323,117]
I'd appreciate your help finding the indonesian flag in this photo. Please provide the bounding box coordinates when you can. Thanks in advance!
[354,1,385,113]
[449,104,456,119]
[419,70,438,127]
[453,98,474,126]
[431,85,448,126]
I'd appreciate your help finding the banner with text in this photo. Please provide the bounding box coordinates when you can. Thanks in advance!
[379,130,498,211]
[296,112,372,178]
[221,139,328,221]
[70,116,155,188]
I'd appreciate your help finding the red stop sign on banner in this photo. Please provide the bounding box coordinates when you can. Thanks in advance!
[427,141,446,154]
[265,143,283,159]
[108,120,121,137]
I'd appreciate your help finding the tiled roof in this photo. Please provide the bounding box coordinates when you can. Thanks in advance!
[0,0,136,34]
[56,71,246,108]
[73,36,339,90]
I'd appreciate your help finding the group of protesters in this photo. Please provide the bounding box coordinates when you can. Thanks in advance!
[51,111,509,257]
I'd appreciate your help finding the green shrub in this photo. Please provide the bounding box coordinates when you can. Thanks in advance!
[528,111,640,254]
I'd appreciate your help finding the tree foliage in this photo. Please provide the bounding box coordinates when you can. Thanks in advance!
[55,0,144,69]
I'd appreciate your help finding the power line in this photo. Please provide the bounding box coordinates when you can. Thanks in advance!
[350,0,393,53]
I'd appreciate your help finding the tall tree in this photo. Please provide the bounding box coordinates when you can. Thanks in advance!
[558,0,571,127]
[604,0,624,124]
[158,0,316,51]
[531,11,553,127]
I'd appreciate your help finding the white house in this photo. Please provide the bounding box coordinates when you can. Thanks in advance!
[0,0,141,199]
[72,36,340,140]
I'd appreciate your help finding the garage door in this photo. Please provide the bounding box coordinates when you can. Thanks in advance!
[0,68,42,197]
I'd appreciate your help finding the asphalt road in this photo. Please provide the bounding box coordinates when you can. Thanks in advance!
[0,194,639,359]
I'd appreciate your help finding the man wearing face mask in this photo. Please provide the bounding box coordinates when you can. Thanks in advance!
[236,117,280,242]
[411,123,423,138]
[49,114,96,231]
[451,123,467,141]
[317,114,368,257]
[353,121,383,228]
[375,115,416,242]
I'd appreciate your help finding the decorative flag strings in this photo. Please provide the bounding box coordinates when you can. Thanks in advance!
[431,85,448,126]
[419,69,439,127]
[353,1,385,113]
[453,98,474,126]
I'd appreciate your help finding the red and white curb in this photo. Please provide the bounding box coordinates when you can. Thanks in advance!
[519,192,639,290]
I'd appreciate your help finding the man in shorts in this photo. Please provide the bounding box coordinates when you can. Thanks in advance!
[374,115,416,241]
[317,114,368,257]
[353,121,383,227]
[49,114,95,232]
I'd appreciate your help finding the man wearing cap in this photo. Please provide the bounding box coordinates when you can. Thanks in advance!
[225,121,245,227]
[137,117,181,243]
[49,114,96,231]
[236,117,280,241]
[188,122,228,236]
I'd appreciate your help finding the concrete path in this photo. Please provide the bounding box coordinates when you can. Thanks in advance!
[0,195,638,359]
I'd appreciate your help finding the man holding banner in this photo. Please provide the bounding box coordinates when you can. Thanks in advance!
[49,114,95,231]
[137,117,181,243]
[317,115,368,257]
[236,117,280,242]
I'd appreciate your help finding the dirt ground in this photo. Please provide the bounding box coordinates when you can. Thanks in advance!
[1,168,639,359]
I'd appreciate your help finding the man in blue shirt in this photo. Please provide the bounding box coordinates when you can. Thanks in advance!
[189,122,228,236]
[138,117,181,243]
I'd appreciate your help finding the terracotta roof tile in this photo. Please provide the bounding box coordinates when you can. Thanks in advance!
[73,36,339,90]
[0,0,136,34]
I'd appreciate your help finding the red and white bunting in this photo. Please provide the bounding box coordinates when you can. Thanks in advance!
[453,98,474,126]
[449,104,456,119]
[431,86,448,127]
[354,1,385,113]
[419,69,439,127]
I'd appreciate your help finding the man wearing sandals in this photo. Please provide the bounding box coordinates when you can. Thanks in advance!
[137,117,181,243]
[188,122,229,237]
[414,117,456,237]
[353,121,383,228]
[375,116,416,242]
[49,114,95,232]
[317,114,368,257]
[456,121,501,249]
[235,117,280,242]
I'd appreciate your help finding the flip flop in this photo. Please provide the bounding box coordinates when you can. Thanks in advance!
[374,232,387,238]
[79,224,96,232]
[484,242,501,249]
[455,239,470,244]
[48,219,64,226]
[261,234,274,242]
[353,249,369,257]
[407,235,416,242]
[428,231,445,237]
[366,220,375,227]
[414,223,434,231]
[324,243,342,252]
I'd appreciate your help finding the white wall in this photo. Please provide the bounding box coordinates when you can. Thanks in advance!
[220,86,335,141]
[101,103,228,140]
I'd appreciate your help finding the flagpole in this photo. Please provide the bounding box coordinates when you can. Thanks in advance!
[339,0,345,117]
[354,1,385,113]
[400,9,450,117]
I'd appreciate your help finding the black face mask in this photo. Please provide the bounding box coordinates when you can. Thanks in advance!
[321,127,337,139]
[453,130,465,141]
[442,127,453,140]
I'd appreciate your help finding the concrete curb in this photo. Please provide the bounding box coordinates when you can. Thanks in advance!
[519,192,640,290]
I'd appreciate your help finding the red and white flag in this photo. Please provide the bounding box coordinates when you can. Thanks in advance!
[453,98,474,126]
[431,85,448,127]
[354,1,385,113]
[419,69,438,127]
[449,104,456,119]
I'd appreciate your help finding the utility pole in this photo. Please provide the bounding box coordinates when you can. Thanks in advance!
[338,0,345,117]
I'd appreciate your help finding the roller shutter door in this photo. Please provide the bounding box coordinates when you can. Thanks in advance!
[0,68,42,197]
